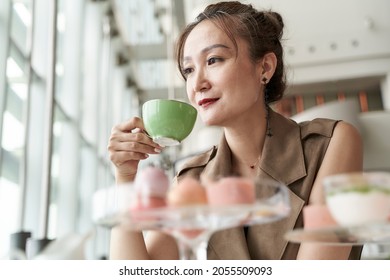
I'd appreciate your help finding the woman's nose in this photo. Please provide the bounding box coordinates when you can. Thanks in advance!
[192,69,211,93]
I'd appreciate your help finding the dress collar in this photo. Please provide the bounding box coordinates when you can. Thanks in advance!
[202,109,307,185]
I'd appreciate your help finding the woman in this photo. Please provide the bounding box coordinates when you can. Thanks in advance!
[108,1,363,259]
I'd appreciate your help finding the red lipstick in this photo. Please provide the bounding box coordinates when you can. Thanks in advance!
[198,98,219,107]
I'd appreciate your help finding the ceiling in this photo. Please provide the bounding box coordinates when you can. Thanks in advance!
[110,0,390,104]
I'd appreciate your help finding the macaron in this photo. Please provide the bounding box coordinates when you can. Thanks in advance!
[132,166,169,209]
[167,177,208,207]
[303,204,338,229]
[206,177,256,206]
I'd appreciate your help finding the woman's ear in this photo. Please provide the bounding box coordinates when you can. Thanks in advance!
[260,52,277,81]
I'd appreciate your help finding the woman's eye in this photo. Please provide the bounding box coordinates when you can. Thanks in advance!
[207,57,218,65]
[182,67,193,76]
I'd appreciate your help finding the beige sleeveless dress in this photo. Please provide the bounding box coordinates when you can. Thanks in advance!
[175,109,362,260]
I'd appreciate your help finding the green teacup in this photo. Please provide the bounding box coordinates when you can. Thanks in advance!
[142,99,197,146]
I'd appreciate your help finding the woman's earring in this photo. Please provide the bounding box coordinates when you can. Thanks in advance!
[263,79,273,137]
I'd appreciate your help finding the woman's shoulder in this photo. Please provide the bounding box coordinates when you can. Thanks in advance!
[175,146,217,179]
[327,120,363,154]
[297,118,340,139]
[332,120,361,139]
[293,116,361,144]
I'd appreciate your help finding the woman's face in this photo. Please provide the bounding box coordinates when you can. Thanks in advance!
[182,20,264,127]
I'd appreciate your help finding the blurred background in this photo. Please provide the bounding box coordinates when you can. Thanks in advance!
[0,0,389,259]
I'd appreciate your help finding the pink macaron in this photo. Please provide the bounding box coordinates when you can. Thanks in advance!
[303,204,338,229]
[167,177,208,207]
[132,166,170,209]
[206,177,256,206]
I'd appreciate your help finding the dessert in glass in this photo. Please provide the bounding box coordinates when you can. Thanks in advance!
[93,167,291,260]
[285,172,390,245]
[323,172,390,227]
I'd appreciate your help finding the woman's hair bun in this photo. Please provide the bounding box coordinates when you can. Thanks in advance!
[263,11,284,40]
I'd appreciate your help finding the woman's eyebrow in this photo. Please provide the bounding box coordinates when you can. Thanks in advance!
[183,44,230,63]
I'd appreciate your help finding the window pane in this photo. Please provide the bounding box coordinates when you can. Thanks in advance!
[0,52,28,252]
[0,177,20,256]
[10,0,32,56]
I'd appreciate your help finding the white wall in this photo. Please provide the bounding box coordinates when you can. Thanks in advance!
[184,0,390,103]
[179,0,390,159]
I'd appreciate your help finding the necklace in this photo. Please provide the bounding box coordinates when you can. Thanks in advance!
[249,156,261,169]
[235,156,260,170]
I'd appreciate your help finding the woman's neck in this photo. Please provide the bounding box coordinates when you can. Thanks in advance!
[224,117,267,177]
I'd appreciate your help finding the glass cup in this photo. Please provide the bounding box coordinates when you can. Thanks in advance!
[323,172,390,227]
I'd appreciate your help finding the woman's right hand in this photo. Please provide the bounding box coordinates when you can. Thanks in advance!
[108,117,163,183]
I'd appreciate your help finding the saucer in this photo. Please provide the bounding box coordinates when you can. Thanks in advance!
[152,136,180,146]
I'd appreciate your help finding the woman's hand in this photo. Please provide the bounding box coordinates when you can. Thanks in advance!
[108,117,163,183]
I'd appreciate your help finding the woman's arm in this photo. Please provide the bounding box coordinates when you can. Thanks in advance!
[109,227,179,260]
[297,121,363,259]
[108,117,180,259]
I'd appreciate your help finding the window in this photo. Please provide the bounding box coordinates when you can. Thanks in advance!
[0,0,135,259]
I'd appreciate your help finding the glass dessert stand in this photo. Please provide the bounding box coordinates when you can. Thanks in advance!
[94,183,291,260]
[285,172,390,259]
[285,222,390,245]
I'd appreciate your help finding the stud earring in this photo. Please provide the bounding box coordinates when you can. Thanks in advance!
[262,77,268,84]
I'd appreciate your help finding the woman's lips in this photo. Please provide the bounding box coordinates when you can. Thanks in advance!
[198,98,219,107]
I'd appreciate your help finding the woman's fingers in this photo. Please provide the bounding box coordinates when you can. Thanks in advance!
[113,116,145,133]
[108,117,164,171]
[109,130,162,153]
[110,118,162,150]
[108,140,160,157]
[109,150,148,166]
